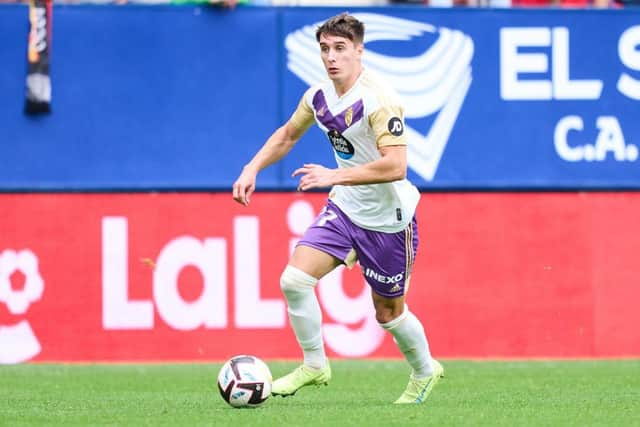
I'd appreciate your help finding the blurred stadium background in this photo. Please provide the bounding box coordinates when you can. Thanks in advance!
[0,1,639,424]
[0,0,640,426]
[0,3,640,363]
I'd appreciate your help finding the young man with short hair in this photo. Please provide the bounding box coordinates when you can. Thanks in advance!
[232,12,443,405]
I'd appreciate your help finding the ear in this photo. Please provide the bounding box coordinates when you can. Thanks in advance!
[355,42,364,57]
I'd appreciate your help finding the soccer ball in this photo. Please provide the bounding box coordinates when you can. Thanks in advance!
[217,355,272,408]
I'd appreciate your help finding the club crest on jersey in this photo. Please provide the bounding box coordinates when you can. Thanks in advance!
[327,129,355,159]
[345,107,353,127]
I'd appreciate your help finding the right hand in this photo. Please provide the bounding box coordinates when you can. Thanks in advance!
[232,168,257,206]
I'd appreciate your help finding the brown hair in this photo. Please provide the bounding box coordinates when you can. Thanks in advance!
[315,13,365,45]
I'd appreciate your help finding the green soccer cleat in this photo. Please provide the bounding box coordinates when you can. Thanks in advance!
[393,359,445,404]
[271,362,332,397]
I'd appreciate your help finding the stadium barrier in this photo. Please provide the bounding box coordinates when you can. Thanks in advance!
[1,192,639,363]
[1,6,639,363]
[0,6,639,190]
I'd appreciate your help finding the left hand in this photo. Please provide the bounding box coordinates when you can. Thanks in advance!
[292,163,337,191]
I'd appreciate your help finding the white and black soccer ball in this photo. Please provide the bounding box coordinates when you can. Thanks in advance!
[217,355,272,408]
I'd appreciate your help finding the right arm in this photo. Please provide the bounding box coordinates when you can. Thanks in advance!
[233,88,316,206]
[232,120,308,206]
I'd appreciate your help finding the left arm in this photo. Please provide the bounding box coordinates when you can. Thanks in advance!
[293,145,407,191]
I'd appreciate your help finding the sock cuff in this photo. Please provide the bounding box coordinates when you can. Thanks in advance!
[379,304,409,330]
[281,264,318,289]
[297,332,324,350]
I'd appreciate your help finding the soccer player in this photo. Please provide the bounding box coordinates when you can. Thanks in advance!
[232,12,443,404]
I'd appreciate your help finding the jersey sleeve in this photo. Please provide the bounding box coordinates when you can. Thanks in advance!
[368,104,407,148]
[288,87,316,133]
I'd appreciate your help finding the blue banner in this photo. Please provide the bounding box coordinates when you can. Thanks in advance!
[0,6,283,190]
[0,6,639,190]
[279,9,640,190]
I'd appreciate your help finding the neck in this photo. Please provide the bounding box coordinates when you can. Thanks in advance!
[334,66,363,97]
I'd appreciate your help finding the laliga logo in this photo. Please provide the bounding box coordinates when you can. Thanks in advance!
[285,13,474,181]
[0,249,44,364]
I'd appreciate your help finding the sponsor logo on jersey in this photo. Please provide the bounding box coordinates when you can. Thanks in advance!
[388,117,404,136]
[327,129,355,160]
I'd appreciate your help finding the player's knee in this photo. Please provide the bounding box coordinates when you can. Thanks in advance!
[378,304,408,329]
[375,310,395,325]
[280,265,317,297]
[376,308,405,325]
[374,297,407,325]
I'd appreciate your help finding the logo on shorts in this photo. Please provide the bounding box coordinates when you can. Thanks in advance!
[365,268,404,286]
[388,117,404,136]
[327,129,355,160]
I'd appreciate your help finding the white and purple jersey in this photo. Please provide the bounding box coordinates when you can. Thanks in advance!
[289,69,420,233]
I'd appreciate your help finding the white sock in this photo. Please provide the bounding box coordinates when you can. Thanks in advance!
[380,305,433,378]
[280,265,326,370]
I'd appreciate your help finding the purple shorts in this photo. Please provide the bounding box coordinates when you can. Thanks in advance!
[297,199,419,298]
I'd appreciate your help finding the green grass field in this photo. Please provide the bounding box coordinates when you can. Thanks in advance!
[1,360,639,426]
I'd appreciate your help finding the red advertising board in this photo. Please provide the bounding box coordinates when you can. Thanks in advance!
[0,192,639,363]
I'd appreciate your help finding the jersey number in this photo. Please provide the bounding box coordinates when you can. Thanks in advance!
[317,209,337,227]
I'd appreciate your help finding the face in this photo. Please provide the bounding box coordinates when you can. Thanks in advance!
[318,33,363,86]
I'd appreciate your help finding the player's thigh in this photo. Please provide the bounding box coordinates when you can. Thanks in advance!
[288,200,355,280]
[288,244,342,280]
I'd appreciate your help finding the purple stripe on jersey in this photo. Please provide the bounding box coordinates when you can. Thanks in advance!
[312,90,364,133]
